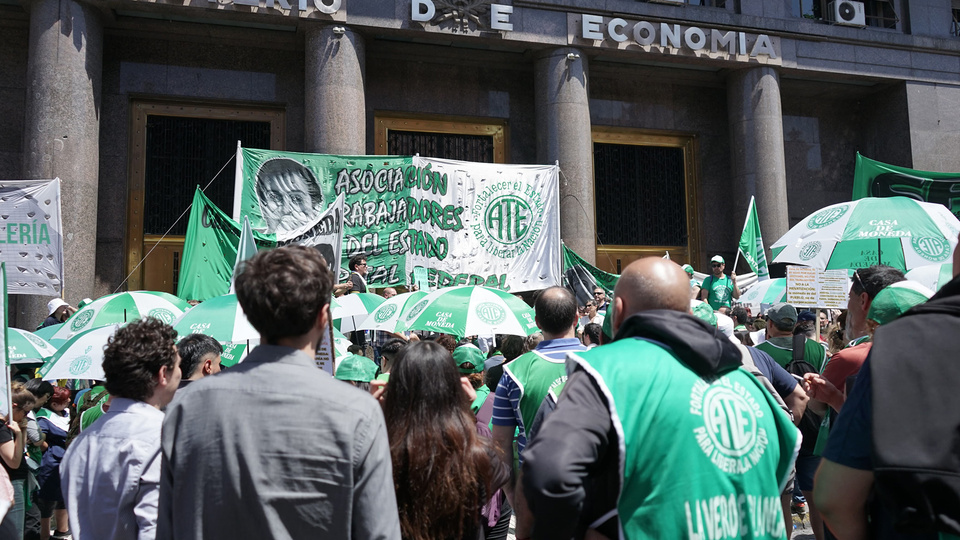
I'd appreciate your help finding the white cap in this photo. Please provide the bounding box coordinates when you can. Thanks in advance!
[47,298,68,316]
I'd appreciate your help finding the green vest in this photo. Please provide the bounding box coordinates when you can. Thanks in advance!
[503,350,566,437]
[755,338,827,372]
[703,275,734,310]
[471,385,490,415]
[572,338,799,540]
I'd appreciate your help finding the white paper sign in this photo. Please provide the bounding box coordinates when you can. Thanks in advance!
[787,266,850,309]
[0,179,63,295]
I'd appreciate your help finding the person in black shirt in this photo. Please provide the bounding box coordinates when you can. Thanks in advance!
[0,382,38,539]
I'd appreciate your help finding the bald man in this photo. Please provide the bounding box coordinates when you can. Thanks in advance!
[522,258,800,540]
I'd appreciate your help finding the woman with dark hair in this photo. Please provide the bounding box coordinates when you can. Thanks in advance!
[383,341,509,540]
[35,386,71,540]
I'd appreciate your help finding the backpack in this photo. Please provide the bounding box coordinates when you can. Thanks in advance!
[786,334,822,454]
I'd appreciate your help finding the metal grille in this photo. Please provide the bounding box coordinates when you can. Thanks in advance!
[594,143,687,246]
[144,116,271,235]
[387,130,495,163]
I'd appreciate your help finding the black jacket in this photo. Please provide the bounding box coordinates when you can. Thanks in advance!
[871,274,960,536]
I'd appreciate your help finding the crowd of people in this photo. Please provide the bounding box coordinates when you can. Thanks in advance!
[0,240,958,540]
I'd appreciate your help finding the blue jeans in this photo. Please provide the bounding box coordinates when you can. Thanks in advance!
[0,478,26,539]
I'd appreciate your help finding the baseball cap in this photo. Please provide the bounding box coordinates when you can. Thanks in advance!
[710,255,725,264]
[681,264,695,276]
[797,310,817,323]
[47,298,68,316]
[767,303,798,327]
[453,344,485,374]
[334,354,378,383]
[867,281,933,326]
[690,300,717,327]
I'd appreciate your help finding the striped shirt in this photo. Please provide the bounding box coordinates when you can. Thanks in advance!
[491,338,588,459]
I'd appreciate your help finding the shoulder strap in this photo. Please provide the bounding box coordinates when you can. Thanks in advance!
[736,344,792,421]
[792,334,805,364]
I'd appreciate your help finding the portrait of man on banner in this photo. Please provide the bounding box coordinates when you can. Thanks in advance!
[254,158,324,234]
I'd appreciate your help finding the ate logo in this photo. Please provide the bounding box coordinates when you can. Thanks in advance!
[475,302,506,325]
[912,236,950,262]
[374,304,398,323]
[806,204,849,229]
[471,185,544,260]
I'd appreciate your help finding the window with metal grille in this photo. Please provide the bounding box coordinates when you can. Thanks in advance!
[594,143,687,246]
[143,116,271,236]
[387,130,495,163]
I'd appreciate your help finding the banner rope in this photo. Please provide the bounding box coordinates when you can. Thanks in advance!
[113,154,236,294]
[557,167,619,273]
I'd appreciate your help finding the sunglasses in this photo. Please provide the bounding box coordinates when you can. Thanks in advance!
[852,269,864,292]
[711,263,723,267]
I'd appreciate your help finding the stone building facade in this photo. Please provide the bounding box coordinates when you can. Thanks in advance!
[1,0,959,326]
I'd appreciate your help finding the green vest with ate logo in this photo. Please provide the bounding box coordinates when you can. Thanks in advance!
[571,338,799,540]
[502,350,566,438]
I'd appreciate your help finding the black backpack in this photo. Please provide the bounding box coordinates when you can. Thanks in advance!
[786,333,823,454]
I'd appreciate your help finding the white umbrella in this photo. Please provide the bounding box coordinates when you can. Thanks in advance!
[38,324,121,381]
[905,263,954,292]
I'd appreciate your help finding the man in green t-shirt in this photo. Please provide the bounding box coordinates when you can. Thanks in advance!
[699,255,740,313]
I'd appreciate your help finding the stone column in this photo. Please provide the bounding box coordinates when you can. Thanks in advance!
[305,25,365,154]
[20,0,102,329]
[727,66,789,249]
[535,48,596,264]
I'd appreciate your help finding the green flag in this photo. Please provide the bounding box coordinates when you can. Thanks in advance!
[178,189,277,302]
[738,196,770,280]
[853,152,960,219]
[562,243,619,306]
[229,216,259,293]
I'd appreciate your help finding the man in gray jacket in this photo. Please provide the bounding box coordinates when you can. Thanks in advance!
[158,246,400,540]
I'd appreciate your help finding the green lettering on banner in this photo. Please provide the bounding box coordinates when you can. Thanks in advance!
[6,225,15,244]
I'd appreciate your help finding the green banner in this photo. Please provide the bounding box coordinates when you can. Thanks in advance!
[235,149,562,291]
[562,244,619,306]
[237,150,416,285]
[853,153,960,218]
[178,188,277,301]
[738,196,770,280]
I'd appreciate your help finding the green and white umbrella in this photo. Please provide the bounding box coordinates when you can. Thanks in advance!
[38,324,121,381]
[8,328,59,365]
[356,291,427,333]
[738,278,787,309]
[32,324,66,348]
[402,286,538,338]
[51,291,191,341]
[905,263,954,292]
[771,197,960,272]
[333,293,386,333]
[172,293,258,344]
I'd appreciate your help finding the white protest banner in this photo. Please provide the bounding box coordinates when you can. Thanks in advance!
[233,148,561,292]
[0,180,63,295]
[410,156,561,292]
[786,266,850,308]
[0,263,8,420]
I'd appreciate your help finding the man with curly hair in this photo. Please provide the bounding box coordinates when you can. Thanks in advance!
[61,317,181,540]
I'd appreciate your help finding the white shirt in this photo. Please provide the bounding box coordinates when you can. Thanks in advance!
[61,398,164,540]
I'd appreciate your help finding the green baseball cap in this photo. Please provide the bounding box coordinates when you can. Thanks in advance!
[681,264,695,276]
[710,255,725,264]
[334,354,378,383]
[453,344,485,374]
[691,300,717,327]
[867,281,932,326]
